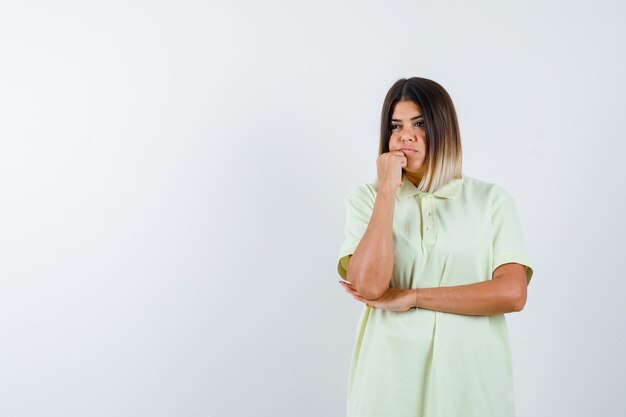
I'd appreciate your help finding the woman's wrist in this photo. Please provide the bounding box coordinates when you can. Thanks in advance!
[411,288,420,309]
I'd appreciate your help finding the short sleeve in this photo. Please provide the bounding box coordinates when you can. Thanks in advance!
[337,185,375,281]
[491,193,534,285]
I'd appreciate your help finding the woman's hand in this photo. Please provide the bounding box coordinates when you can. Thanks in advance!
[376,151,407,190]
[339,281,416,312]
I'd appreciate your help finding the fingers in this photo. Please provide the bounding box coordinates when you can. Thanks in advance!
[381,151,408,162]
[339,280,355,289]
[389,151,408,165]
[339,281,367,302]
[338,282,379,309]
[339,281,358,295]
[342,287,375,308]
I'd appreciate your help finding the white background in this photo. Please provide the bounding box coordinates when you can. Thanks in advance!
[1,1,624,416]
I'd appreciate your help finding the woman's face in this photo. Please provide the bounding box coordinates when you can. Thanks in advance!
[388,100,428,181]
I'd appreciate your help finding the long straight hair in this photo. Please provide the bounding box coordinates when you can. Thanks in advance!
[378,77,463,193]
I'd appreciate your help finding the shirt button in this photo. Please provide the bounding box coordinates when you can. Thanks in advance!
[427,211,432,216]
[426,226,431,231]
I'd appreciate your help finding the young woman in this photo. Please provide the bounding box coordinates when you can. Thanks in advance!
[337,77,534,417]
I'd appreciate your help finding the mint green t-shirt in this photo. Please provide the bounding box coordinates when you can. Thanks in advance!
[337,173,533,417]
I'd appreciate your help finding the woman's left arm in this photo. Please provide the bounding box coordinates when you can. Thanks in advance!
[340,262,528,315]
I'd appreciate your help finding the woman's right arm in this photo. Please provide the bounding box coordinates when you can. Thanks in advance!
[345,152,405,300]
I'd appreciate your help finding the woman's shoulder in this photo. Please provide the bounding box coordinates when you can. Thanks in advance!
[461,175,513,204]
[343,182,377,208]
[345,181,377,196]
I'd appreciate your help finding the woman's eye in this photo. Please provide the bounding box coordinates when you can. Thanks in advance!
[414,121,424,128]
[391,124,399,130]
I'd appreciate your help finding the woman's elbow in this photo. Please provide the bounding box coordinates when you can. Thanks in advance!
[346,272,387,300]
[357,284,387,301]
[510,285,527,312]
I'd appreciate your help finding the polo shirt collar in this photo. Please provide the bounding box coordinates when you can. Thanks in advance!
[396,173,464,200]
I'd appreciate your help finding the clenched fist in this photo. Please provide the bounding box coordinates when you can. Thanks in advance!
[377,151,407,190]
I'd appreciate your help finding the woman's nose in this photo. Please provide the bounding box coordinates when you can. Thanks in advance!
[398,125,416,141]
[401,130,415,141]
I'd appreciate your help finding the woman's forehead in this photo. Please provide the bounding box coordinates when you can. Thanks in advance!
[392,100,422,118]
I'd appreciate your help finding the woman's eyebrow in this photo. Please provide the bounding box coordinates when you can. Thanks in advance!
[391,114,423,122]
